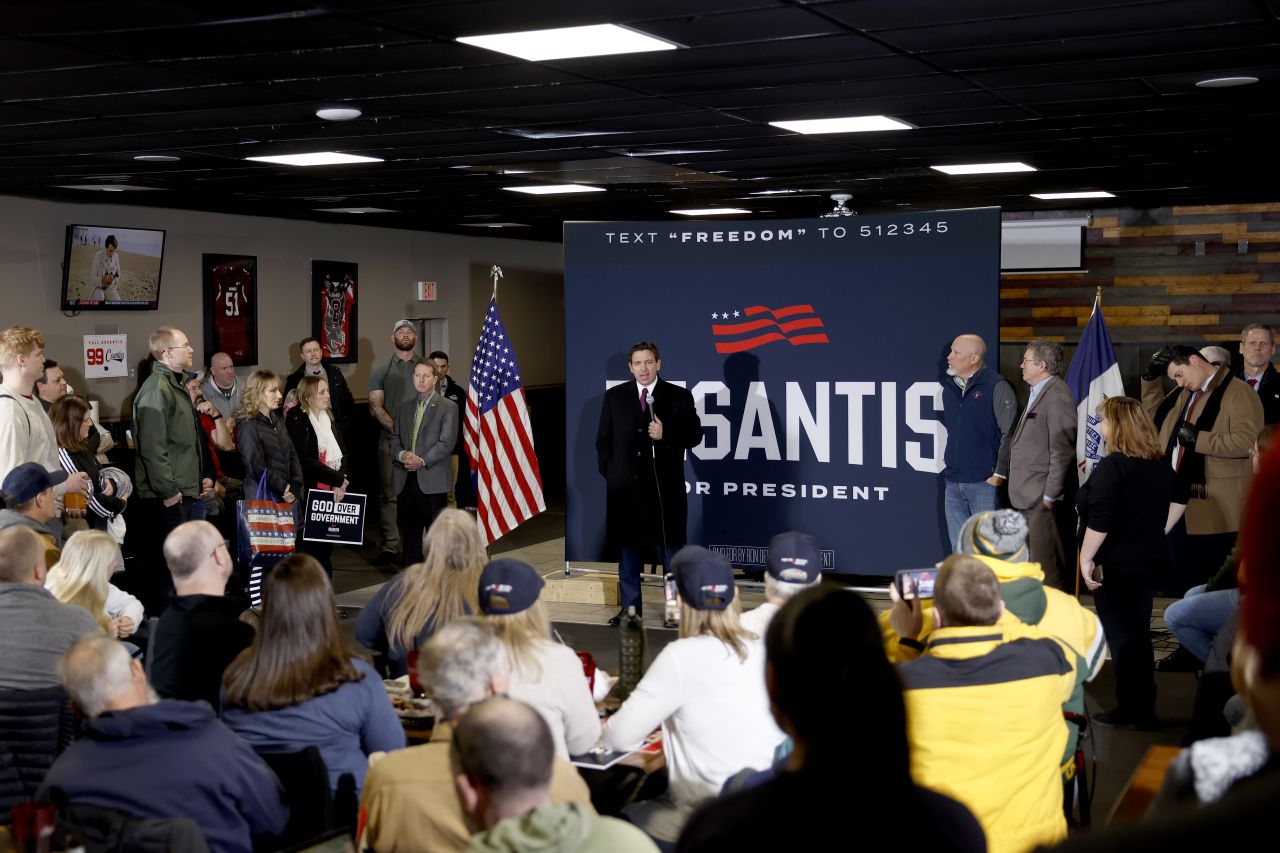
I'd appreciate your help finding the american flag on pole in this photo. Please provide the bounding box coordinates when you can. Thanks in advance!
[464,293,546,544]
[1065,289,1125,481]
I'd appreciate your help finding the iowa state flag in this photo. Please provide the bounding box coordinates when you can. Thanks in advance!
[1065,292,1125,481]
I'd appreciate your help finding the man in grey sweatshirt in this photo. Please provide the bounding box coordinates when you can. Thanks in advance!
[0,524,98,690]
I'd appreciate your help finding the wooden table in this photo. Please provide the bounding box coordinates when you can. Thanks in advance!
[1108,744,1180,825]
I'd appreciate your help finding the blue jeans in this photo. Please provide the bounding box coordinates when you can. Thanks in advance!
[944,480,998,552]
[619,546,676,612]
[1164,584,1241,662]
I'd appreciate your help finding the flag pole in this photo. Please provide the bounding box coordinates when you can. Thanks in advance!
[490,265,503,298]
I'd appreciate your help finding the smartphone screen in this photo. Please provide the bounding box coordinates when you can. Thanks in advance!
[895,568,937,601]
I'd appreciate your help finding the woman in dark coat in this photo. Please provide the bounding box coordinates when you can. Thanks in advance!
[285,375,349,576]
[1077,395,1176,729]
[50,395,126,534]
[237,370,304,604]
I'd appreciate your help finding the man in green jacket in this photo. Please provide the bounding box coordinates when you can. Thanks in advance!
[458,698,657,853]
[134,326,210,610]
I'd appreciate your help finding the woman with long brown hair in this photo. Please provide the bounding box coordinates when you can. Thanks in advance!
[355,508,483,677]
[222,554,404,793]
[50,395,125,534]
[1077,395,1174,729]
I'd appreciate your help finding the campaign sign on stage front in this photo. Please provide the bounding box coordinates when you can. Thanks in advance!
[563,210,1001,576]
[302,490,367,545]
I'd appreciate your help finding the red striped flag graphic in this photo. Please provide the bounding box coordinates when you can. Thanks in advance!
[710,304,830,354]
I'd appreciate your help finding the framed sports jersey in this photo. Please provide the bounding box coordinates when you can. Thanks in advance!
[202,254,258,366]
[311,260,359,365]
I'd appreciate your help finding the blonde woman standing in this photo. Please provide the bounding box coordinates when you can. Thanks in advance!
[477,558,601,758]
[354,508,483,677]
[46,529,143,639]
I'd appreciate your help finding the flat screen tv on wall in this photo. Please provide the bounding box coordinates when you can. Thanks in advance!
[60,224,166,310]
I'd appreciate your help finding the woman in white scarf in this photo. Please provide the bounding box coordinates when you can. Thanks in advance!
[285,375,350,576]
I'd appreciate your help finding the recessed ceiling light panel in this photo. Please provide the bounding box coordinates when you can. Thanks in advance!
[769,115,913,134]
[54,183,163,192]
[461,222,530,228]
[1195,76,1258,88]
[670,208,751,216]
[133,154,180,162]
[458,24,677,61]
[931,162,1037,175]
[246,152,383,167]
[502,184,605,195]
[316,107,363,121]
[1030,191,1115,200]
[313,207,397,214]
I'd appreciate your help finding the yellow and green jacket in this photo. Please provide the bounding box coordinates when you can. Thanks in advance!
[881,555,1105,762]
[899,621,1076,853]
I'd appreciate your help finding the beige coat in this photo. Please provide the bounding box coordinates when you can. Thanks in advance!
[1142,365,1264,534]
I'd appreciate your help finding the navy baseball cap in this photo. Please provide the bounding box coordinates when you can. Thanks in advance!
[766,532,821,584]
[673,546,735,611]
[1,463,68,506]
[478,559,545,615]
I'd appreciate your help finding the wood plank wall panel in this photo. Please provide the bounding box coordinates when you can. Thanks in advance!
[1000,204,1280,343]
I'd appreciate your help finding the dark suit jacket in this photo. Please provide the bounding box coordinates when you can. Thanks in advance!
[595,378,702,551]
[1008,375,1078,510]
[1245,362,1280,425]
[284,362,354,435]
[389,393,458,495]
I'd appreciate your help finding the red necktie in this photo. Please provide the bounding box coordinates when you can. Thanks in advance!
[640,388,649,413]
[1247,377,1258,389]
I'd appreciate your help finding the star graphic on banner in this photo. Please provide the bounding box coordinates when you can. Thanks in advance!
[733,310,741,317]
[711,312,718,320]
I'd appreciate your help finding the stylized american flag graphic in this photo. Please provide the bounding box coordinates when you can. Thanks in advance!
[710,304,830,353]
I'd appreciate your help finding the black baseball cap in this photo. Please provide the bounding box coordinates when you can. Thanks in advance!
[1,463,68,506]
[673,546,735,611]
[766,532,821,584]
[478,559,545,615]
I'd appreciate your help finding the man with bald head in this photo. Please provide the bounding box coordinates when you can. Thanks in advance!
[940,334,1017,550]
[147,520,254,710]
[200,351,242,423]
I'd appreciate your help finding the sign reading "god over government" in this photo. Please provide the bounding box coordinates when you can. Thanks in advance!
[302,490,367,545]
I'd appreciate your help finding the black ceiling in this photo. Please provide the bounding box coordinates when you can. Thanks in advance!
[1,0,1276,241]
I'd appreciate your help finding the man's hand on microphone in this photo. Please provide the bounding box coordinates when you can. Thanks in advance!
[648,415,663,441]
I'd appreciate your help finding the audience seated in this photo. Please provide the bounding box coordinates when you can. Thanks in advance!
[356,508,484,677]
[359,619,593,853]
[603,546,785,847]
[678,584,984,852]
[45,530,143,640]
[0,462,67,565]
[892,554,1076,853]
[738,531,822,636]
[477,558,600,759]
[0,525,98,690]
[148,521,253,710]
[36,633,287,853]
[457,697,658,853]
[221,554,405,793]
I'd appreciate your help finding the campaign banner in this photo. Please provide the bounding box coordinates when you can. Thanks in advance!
[302,489,367,545]
[564,210,1001,575]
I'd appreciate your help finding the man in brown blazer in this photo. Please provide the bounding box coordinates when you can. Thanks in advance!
[999,340,1077,589]
[1141,345,1263,592]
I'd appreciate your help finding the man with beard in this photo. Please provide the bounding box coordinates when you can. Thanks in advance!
[368,320,425,565]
